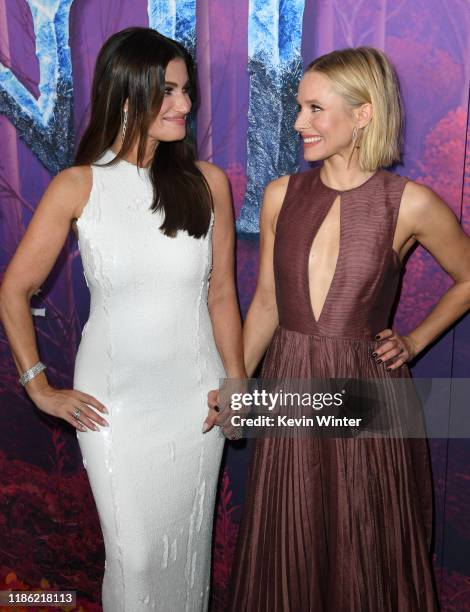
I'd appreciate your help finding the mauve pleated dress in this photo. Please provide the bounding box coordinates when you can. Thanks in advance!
[227,168,439,611]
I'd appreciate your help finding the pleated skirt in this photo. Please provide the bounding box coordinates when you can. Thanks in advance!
[227,326,439,611]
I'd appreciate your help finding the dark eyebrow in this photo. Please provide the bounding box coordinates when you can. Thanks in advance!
[164,80,190,88]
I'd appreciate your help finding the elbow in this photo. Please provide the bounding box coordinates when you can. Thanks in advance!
[0,280,30,320]
[254,288,277,315]
[465,283,470,311]
[455,278,470,310]
[0,279,7,314]
[208,287,238,313]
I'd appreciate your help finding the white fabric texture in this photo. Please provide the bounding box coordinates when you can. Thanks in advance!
[73,150,226,611]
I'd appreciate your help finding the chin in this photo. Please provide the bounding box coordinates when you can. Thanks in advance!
[303,151,323,163]
[152,130,187,142]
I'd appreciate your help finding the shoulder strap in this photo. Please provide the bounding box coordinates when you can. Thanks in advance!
[382,170,409,244]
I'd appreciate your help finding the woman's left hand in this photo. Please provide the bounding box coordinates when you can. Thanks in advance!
[372,329,418,370]
[203,388,243,440]
[202,390,220,433]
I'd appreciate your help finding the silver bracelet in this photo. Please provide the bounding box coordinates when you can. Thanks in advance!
[19,361,47,387]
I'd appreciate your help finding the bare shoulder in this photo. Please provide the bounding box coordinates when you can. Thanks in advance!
[195,160,229,191]
[53,165,92,191]
[261,175,290,230]
[401,179,458,234]
[195,161,232,220]
[264,174,290,203]
[45,165,93,219]
[401,179,447,215]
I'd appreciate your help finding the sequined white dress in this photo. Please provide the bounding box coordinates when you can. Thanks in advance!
[73,150,226,611]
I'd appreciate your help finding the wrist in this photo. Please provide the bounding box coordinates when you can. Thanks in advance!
[403,334,422,359]
[225,367,248,379]
[25,372,50,398]
[19,361,46,387]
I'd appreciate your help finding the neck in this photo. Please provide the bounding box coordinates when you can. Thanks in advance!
[320,156,376,191]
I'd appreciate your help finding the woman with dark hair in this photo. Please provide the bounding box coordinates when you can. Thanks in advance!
[222,47,470,610]
[0,27,245,611]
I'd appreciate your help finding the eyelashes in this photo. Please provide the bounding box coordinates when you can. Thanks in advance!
[296,104,322,113]
[164,86,190,95]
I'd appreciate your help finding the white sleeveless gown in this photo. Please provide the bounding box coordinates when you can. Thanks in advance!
[73,150,226,611]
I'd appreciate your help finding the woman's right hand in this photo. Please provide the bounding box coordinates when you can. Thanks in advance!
[27,385,109,432]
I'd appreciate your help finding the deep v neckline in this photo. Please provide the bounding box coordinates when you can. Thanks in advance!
[306,168,381,325]
[306,192,343,325]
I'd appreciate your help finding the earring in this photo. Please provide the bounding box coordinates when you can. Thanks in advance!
[121,108,128,144]
[352,126,361,149]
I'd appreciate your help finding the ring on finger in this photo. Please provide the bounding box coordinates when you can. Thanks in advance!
[73,407,81,420]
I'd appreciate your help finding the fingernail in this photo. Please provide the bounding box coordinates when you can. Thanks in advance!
[371,352,377,358]
[102,420,109,427]
[103,407,109,414]
[202,422,209,433]
[91,425,98,431]
[375,335,381,340]
[376,359,382,364]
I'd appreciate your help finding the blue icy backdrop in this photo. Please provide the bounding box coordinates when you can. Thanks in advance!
[0,1,469,609]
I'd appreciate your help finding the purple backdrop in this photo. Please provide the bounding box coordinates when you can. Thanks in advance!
[0,1,469,610]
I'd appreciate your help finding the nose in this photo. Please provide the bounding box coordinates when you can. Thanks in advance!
[176,92,191,114]
[294,107,312,133]
[294,114,305,133]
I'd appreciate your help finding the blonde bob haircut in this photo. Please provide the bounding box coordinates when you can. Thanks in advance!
[306,47,403,171]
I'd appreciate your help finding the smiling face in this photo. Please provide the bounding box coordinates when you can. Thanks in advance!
[294,70,359,163]
[146,57,192,143]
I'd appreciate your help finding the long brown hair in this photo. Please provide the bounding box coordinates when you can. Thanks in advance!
[75,27,212,238]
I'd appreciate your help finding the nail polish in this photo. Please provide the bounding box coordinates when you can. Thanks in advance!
[376,359,382,364]
[371,352,377,358]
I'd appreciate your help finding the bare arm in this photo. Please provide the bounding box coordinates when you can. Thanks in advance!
[376,181,470,368]
[198,161,245,378]
[243,176,288,376]
[0,166,108,431]
[196,161,247,435]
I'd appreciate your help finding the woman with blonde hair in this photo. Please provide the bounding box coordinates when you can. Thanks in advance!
[225,47,470,610]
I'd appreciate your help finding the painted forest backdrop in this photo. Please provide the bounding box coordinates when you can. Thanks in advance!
[0,1,469,610]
